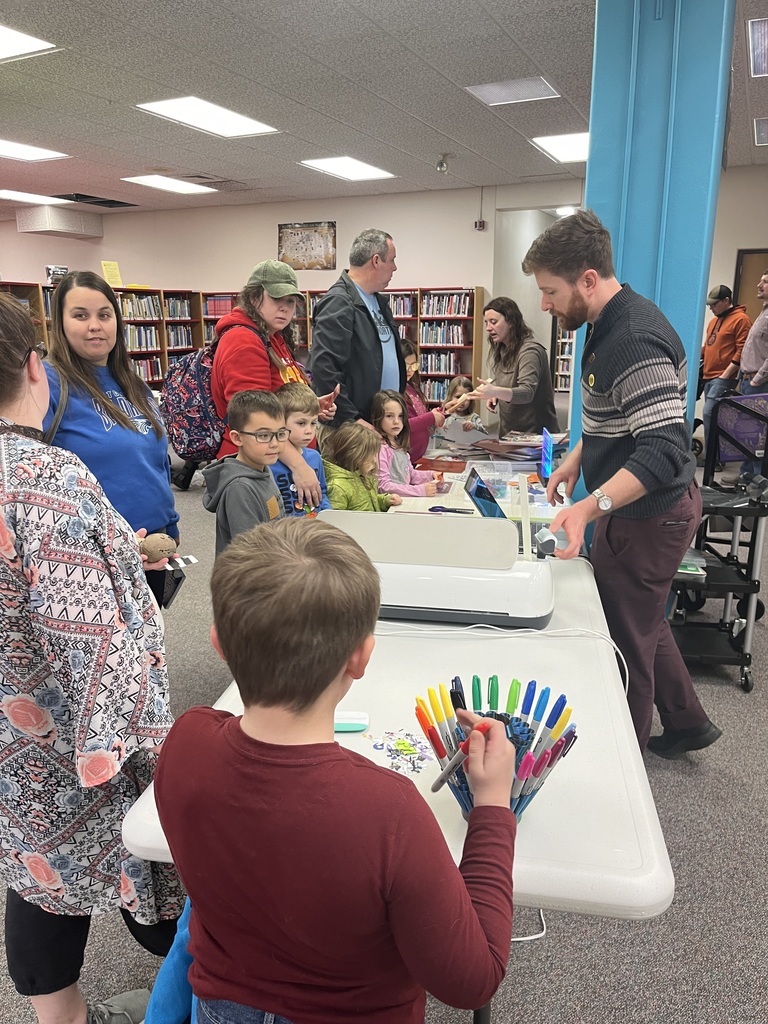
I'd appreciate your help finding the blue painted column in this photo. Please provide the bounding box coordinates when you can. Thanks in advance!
[568,0,736,450]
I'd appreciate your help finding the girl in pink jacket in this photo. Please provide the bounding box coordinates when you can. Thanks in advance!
[371,390,441,497]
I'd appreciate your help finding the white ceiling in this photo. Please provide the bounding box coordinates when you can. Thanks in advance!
[0,0,765,221]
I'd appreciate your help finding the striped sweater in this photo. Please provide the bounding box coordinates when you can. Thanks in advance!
[580,285,695,519]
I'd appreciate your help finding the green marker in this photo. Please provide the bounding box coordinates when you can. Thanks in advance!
[488,674,499,711]
[506,677,521,716]
[472,674,482,712]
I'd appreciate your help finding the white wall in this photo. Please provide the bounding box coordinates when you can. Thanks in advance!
[707,166,768,292]
[0,189,496,295]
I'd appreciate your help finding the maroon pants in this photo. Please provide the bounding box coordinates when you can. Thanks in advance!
[590,482,707,749]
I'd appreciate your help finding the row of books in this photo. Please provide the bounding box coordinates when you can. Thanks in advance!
[420,352,461,375]
[132,358,163,382]
[125,325,160,351]
[423,379,449,403]
[203,294,236,317]
[166,324,194,349]
[420,292,471,317]
[389,294,414,317]
[164,297,192,318]
[118,293,163,321]
[419,323,467,347]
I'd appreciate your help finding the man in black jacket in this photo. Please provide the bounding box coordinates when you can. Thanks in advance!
[310,229,406,428]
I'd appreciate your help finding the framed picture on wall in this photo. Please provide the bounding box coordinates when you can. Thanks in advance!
[278,221,336,270]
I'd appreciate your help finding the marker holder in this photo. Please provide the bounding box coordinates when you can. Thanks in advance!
[415,677,577,822]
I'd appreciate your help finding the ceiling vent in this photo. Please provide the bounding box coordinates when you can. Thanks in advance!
[16,206,103,238]
[53,192,138,208]
[181,175,252,192]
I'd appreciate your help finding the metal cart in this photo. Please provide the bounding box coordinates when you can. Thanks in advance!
[671,394,768,692]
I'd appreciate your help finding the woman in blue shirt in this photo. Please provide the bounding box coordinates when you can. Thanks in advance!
[44,271,179,605]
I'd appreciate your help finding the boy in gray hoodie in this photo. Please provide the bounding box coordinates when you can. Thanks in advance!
[203,391,286,556]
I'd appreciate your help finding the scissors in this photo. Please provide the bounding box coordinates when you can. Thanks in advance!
[428,506,474,514]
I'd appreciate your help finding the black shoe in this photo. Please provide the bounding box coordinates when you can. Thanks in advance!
[171,461,199,490]
[647,721,722,759]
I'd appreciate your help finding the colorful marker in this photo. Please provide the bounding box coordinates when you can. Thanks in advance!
[510,751,536,800]
[439,683,459,748]
[426,725,448,768]
[414,705,432,741]
[451,676,466,703]
[530,686,551,735]
[428,687,456,756]
[488,675,499,712]
[505,678,521,715]
[520,680,537,724]
[531,695,567,757]
[430,721,493,792]
[416,695,434,727]
[544,706,572,752]
[472,674,482,712]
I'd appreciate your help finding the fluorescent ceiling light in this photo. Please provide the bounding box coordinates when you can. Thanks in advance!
[0,23,56,62]
[121,175,217,195]
[136,96,279,138]
[556,206,577,217]
[0,138,68,161]
[755,118,768,147]
[300,156,394,181]
[747,19,768,77]
[465,77,559,106]
[0,189,72,204]
[531,132,590,163]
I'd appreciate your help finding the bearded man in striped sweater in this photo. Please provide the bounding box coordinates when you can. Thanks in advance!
[523,209,720,760]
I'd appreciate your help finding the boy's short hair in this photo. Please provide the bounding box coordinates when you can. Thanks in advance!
[276,381,320,418]
[522,208,615,283]
[323,422,381,474]
[211,518,380,711]
[228,390,284,433]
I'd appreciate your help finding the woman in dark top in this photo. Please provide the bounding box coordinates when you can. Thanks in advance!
[446,297,559,436]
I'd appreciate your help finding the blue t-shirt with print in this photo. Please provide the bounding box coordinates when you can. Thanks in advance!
[43,364,179,538]
[271,447,331,517]
[353,284,400,393]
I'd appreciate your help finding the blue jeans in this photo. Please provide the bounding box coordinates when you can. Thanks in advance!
[197,1002,295,1024]
[702,376,736,454]
[738,377,768,477]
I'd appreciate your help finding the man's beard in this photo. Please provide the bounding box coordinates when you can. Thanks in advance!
[558,291,590,332]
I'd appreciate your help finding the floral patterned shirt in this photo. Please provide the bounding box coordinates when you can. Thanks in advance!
[0,425,183,921]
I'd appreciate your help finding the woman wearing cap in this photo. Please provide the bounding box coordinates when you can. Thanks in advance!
[211,260,337,505]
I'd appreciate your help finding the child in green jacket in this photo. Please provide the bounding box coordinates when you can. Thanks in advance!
[323,422,403,511]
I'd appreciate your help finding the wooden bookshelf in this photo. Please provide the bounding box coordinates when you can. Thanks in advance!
[417,287,484,405]
[5,282,484,397]
[553,326,575,393]
[1,281,48,345]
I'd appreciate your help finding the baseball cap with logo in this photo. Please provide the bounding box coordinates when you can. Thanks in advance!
[246,260,302,298]
[707,284,732,305]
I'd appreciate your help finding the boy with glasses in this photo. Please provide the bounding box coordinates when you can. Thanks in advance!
[203,390,286,555]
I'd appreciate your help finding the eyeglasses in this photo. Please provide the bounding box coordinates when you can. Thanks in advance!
[20,343,47,367]
[237,428,290,443]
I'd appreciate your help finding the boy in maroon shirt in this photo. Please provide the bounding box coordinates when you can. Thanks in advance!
[155,518,516,1024]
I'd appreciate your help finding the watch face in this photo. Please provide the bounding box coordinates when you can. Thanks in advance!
[598,495,612,511]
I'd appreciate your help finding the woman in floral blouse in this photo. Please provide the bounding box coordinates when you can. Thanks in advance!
[0,292,183,1024]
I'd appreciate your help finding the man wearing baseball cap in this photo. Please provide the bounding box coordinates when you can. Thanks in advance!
[701,284,752,452]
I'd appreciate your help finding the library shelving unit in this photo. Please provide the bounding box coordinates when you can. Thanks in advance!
[553,326,575,393]
[163,289,201,371]
[418,287,484,405]
[114,287,164,386]
[1,281,48,344]
[387,289,419,347]
[202,291,238,344]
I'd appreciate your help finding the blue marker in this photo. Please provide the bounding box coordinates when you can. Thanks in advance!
[530,687,551,736]
[520,680,537,724]
[531,694,567,757]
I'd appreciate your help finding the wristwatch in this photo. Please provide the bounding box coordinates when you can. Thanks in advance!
[592,488,613,513]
